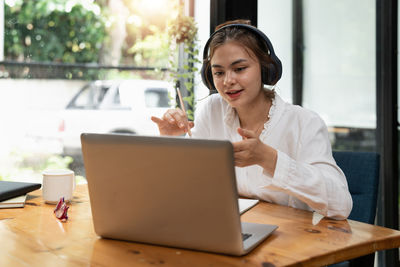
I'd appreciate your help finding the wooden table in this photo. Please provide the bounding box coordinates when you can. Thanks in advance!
[1,184,400,267]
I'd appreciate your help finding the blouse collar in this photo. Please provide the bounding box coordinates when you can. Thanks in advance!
[222,91,286,136]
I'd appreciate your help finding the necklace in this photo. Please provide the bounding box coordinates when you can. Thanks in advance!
[238,97,275,136]
[254,115,269,136]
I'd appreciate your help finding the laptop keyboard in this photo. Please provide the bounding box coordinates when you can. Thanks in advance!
[242,233,252,241]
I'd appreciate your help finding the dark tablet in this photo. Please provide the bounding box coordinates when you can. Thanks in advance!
[0,181,42,202]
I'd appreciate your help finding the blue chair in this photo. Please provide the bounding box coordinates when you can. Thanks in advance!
[330,151,380,267]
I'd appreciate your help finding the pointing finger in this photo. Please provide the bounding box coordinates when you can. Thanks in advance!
[151,116,163,124]
[237,127,257,139]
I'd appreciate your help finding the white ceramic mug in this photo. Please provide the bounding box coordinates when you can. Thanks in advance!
[42,169,75,204]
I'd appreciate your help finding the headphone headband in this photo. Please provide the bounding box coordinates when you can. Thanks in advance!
[201,23,282,91]
[202,24,276,60]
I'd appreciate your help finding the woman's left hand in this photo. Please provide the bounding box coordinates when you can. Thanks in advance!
[232,127,277,176]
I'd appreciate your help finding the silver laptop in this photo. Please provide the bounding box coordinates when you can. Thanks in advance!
[81,133,277,256]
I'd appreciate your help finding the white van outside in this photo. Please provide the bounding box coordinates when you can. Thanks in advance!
[59,79,175,155]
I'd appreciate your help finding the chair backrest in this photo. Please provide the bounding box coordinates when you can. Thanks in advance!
[332,151,380,224]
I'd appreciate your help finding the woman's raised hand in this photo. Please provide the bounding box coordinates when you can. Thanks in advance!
[233,127,277,176]
[151,108,194,136]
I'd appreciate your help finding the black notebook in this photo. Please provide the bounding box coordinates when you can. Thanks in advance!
[0,181,41,202]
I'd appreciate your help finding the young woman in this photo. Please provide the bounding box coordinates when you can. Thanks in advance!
[151,20,352,220]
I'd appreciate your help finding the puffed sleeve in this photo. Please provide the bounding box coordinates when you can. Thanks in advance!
[265,115,353,220]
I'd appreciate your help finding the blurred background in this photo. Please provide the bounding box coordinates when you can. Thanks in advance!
[0,0,381,183]
[0,0,188,183]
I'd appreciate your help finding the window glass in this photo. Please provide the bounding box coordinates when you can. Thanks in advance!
[145,89,170,108]
[258,0,376,151]
[0,0,180,183]
[302,0,376,151]
[258,0,293,103]
[71,84,110,109]
[113,88,121,105]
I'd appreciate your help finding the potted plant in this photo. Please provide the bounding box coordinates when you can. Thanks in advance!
[167,8,200,120]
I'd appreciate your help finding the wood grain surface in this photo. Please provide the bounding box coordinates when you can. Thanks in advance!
[0,184,399,267]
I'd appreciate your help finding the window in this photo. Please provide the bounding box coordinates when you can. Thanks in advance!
[0,0,181,182]
[69,83,111,109]
[145,88,170,108]
[258,0,376,152]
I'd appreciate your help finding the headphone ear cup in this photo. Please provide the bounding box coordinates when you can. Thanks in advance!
[261,66,269,85]
[201,61,216,91]
[206,68,215,91]
[200,62,209,89]
[262,63,277,85]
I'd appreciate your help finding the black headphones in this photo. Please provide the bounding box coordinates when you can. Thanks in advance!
[201,24,282,92]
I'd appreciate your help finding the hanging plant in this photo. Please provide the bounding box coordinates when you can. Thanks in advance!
[169,13,198,45]
[167,8,200,121]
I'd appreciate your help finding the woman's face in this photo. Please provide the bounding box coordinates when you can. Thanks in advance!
[210,41,263,109]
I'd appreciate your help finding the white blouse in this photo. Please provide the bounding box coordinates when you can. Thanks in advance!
[190,92,353,220]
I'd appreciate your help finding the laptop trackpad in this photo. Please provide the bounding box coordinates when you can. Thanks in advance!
[241,222,278,252]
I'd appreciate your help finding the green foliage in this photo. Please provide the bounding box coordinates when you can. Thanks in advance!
[168,10,201,120]
[168,13,198,45]
[4,0,106,65]
[128,25,170,68]
[42,155,74,170]
[0,150,74,183]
